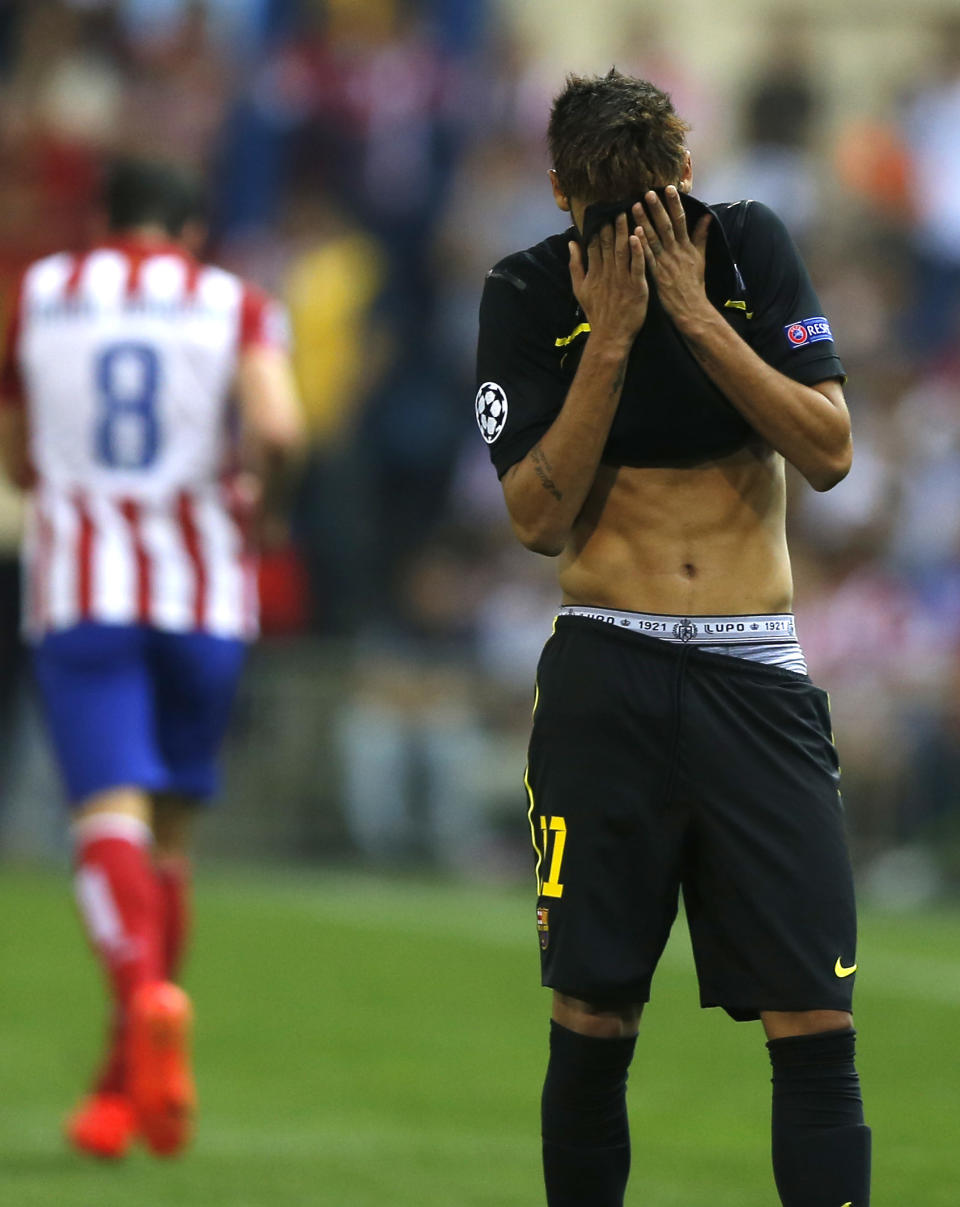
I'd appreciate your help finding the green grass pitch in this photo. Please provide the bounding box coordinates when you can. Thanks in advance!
[1,863,958,1205]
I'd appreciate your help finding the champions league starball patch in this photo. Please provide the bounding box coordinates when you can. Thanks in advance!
[476,382,508,443]
[784,316,833,348]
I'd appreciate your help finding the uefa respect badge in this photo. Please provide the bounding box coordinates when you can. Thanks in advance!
[784,316,833,348]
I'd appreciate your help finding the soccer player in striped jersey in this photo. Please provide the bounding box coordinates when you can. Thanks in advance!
[0,159,303,1159]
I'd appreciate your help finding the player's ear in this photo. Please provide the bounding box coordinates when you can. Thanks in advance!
[678,150,693,193]
[549,169,571,212]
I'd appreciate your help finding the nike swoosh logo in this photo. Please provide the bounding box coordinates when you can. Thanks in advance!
[835,959,857,978]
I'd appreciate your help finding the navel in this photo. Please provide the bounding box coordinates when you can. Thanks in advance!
[681,562,697,579]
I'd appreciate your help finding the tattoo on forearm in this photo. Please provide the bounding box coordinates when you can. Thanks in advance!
[530,444,562,501]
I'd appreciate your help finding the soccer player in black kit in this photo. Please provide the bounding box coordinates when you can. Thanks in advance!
[475,71,870,1207]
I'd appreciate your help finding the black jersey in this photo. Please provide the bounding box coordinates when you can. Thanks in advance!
[475,197,846,478]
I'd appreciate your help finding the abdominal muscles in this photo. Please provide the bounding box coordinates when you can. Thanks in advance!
[557,445,794,616]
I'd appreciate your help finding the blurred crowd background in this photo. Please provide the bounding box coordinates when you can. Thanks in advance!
[2,0,960,903]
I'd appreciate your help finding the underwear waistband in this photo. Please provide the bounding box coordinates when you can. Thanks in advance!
[557,605,798,645]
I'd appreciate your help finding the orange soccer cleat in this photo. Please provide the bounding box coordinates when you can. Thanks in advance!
[127,981,196,1157]
[66,1092,138,1160]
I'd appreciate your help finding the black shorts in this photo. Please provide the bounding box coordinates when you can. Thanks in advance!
[527,616,858,1021]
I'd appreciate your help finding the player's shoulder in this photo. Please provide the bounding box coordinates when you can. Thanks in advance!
[485,231,572,298]
[198,262,284,317]
[18,251,75,301]
[481,232,574,343]
[709,198,781,224]
[22,250,74,276]
[710,199,793,247]
[709,200,801,288]
[206,267,288,350]
[187,259,246,308]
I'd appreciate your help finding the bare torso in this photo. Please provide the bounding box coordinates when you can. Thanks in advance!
[557,441,792,615]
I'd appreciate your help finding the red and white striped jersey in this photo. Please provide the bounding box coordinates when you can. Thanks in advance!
[1,237,288,642]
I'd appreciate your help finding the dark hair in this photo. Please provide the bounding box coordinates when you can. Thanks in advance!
[104,158,207,236]
[547,69,690,203]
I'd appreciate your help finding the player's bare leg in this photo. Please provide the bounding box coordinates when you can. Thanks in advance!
[541,992,642,1207]
[76,786,152,827]
[762,1008,853,1040]
[67,786,158,1159]
[761,1008,870,1207]
[152,794,195,981]
[552,992,641,1038]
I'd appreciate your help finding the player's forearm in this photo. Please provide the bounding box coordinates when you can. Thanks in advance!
[237,346,305,458]
[502,336,631,555]
[679,308,852,491]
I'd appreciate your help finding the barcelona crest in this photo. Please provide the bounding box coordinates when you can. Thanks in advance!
[537,906,550,951]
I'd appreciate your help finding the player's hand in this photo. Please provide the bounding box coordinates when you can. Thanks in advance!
[568,212,648,346]
[634,187,712,331]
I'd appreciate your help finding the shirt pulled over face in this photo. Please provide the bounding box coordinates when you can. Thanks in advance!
[475,195,845,477]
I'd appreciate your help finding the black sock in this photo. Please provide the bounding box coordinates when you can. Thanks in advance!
[767,1028,871,1207]
[541,1020,637,1207]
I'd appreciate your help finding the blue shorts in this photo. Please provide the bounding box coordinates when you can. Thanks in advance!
[32,623,247,806]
